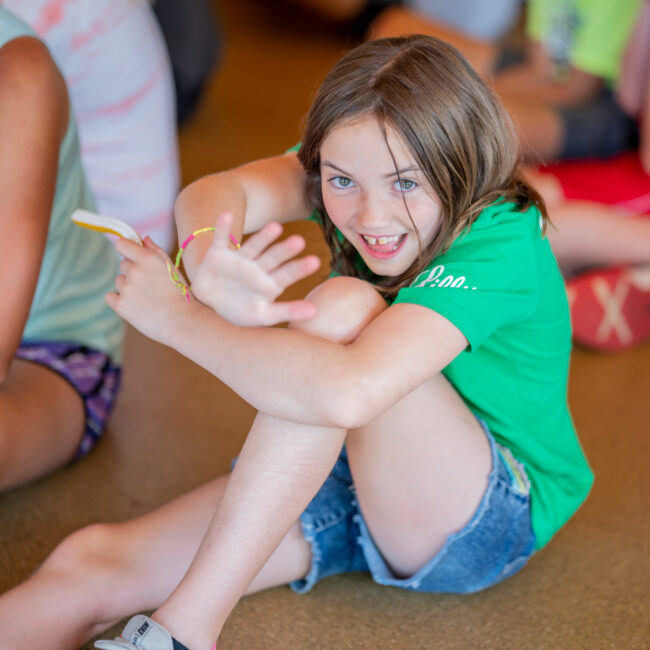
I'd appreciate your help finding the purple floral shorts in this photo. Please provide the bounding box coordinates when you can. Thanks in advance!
[15,341,121,459]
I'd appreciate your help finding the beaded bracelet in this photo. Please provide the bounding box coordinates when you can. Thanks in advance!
[166,227,241,302]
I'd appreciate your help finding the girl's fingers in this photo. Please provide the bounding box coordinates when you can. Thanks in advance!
[209,211,237,250]
[114,274,127,293]
[144,236,172,264]
[119,259,134,274]
[238,221,284,260]
[105,291,118,311]
[115,237,147,261]
[256,234,306,272]
[265,299,318,326]
[270,255,321,290]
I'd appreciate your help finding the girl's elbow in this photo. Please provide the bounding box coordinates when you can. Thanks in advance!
[324,390,377,430]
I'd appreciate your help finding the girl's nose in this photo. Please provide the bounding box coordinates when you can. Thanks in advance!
[357,193,391,229]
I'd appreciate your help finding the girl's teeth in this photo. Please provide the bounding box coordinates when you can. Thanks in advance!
[364,235,399,245]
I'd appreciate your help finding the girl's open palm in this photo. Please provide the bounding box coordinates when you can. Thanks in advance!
[191,212,321,326]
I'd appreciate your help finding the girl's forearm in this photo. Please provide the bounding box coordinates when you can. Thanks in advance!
[174,176,247,279]
[174,152,311,278]
[163,302,358,427]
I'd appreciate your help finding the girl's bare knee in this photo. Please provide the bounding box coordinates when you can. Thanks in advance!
[45,523,124,580]
[290,276,387,343]
[23,523,127,629]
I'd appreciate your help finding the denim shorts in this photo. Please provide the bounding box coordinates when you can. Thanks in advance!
[15,341,121,459]
[290,421,536,595]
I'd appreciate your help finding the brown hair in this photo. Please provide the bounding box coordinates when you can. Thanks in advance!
[298,35,547,297]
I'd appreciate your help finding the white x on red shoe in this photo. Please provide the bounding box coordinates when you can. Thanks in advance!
[567,265,650,352]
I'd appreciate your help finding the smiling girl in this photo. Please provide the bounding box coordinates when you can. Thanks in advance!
[0,36,593,650]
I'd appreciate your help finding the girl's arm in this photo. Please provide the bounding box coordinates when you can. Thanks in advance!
[109,237,467,429]
[0,37,68,382]
[174,151,311,279]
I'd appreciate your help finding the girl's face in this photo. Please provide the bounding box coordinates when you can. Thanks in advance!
[320,115,442,277]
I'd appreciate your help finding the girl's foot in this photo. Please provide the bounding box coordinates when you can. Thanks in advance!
[567,265,650,352]
[94,615,190,650]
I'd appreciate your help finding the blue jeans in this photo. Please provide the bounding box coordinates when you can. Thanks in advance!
[291,421,536,594]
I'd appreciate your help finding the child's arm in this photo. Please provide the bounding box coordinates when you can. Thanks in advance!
[174,151,311,279]
[0,37,68,382]
[190,212,321,326]
[108,235,468,430]
[494,41,603,107]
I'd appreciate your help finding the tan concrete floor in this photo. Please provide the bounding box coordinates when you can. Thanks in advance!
[0,1,648,648]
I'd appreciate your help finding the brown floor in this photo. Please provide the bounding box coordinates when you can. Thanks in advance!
[1,1,649,648]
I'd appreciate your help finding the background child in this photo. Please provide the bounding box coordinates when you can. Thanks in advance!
[372,0,641,163]
[0,8,123,490]
[0,36,592,649]
[2,0,181,251]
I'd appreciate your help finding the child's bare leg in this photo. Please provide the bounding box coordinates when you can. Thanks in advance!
[345,370,491,577]
[152,278,388,648]
[544,201,650,274]
[522,168,650,273]
[0,277,387,650]
[0,358,84,490]
[0,474,310,649]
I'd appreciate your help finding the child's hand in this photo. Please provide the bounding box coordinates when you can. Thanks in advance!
[106,237,201,345]
[191,212,321,326]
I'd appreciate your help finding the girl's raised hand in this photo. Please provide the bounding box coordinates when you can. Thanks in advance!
[106,236,200,345]
[191,212,321,327]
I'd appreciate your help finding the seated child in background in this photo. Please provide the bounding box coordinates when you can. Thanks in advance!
[525,2,650,352]
[2,0,180,251]
[372,0,641,164]
[0,7,123,490]
[0,35,592,649]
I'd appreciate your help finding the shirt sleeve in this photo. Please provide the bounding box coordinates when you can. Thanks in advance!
[393,213,541,351]
[569,0,640,82]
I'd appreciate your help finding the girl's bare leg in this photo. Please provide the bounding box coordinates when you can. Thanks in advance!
[0,277,491,649]
[152,278,388,649]
[345,371,491,577]
[0,358,85,491]
[0,277,386,650]
[0,474,312,650]
[152,277,491,648]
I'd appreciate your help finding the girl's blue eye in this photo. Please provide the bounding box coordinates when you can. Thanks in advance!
[331,176,354,188]
[396,178,416,192]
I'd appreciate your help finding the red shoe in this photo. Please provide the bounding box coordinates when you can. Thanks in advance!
[567,265,650,352]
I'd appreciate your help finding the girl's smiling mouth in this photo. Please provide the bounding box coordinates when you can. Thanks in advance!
[359,233,408,259]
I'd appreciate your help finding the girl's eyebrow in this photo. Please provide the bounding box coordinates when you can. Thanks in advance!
[321,161,420,177]
[385,166,420,177]
[321,161,350,175]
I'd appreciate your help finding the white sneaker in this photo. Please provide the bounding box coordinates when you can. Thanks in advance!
[94,614,189,650]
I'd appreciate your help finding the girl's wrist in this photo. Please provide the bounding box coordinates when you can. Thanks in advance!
[160,295,209,349]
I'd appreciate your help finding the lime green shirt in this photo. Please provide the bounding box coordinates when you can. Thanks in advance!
[526,0,641,83]
[394,201,593,549]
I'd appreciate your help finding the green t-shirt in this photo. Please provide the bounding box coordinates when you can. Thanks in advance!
[526,0,641,83]
[393,201,593,549]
